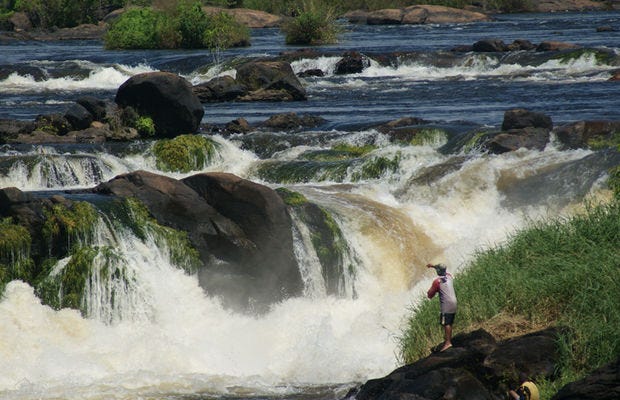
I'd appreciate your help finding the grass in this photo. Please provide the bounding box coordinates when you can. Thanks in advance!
[399,199,620,387]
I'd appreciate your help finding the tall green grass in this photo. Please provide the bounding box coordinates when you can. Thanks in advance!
[399,199,620,384]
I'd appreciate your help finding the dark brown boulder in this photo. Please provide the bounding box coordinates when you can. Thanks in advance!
[192,75,247,102]
[64,103,93,131]
[115,72,204,138]
[76,96,109,121]
[552,357,620,400]
[236,60,307,101]
[0,119,35,143]
[486,127,551,154]
[502,109,553,131]
[182,172,303,310]
[366,9,403,25]
[473,39,508,52]
[335,51,370,75]
[536,41,581,52]
[554,120,620,149]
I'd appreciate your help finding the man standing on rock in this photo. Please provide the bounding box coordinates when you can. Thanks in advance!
[427,263,457,352]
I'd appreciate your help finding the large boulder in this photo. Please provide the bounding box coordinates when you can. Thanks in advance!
[403,5,489,24]
[182,172,302,309]
[552,357,620,400]
[335,51,370,75]
[93,170,303,311]
[202,6,283,28]
[115,72,204,138]
[486,127,551,154]
[236,60,307,101]
[353,328,561,400]
[502,109,553,131]
[554,120,620,150]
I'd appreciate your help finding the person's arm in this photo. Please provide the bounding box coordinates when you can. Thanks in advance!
[427,278,440,298]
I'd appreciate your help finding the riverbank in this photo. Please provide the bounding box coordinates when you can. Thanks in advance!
[374,196,620,399]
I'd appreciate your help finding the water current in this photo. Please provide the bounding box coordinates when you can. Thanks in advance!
[0,10,619,400]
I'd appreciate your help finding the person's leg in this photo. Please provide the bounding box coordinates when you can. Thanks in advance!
[441,324,452,351]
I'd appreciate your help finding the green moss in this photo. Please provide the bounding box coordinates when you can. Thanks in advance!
[553,48,615,65]
[302,144,376,162]
[463,131,490,153]
[332,143,376,157]
[135,115,155,137]
[276,188,309,206]
[257,160,351,184]
[152,134,218,173]
[410,128,449,146]
[114,198,201,274]
[352,154,401,180]
[586,131,620,150]
[42,201,98,251]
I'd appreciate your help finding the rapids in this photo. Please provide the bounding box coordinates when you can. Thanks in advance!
[0,10,619,400]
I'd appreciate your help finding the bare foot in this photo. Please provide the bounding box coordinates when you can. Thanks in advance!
[440,343,453,352]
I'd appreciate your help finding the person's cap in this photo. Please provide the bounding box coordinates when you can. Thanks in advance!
[427,263,447,276]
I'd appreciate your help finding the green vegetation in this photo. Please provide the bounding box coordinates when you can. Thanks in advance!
[135,115,156,137]
[104,1,249,50]
[258,145,400,184]
[152,134,218,173]
[276,187,309,206]
[113,197,201,273]
[554,48,616,66]
[0,217,34,287]
[609,166,620,198]
[42,201,99,252]
[586,130,620,150]
[410,128,448,147]
[282,0,340,45]
[399,198,620,393]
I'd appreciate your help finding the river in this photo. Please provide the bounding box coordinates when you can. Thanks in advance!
[0,11,618,400]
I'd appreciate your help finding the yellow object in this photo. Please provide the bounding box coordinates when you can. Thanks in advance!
[520,381,540,400]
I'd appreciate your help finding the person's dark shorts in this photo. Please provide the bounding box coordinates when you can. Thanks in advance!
[440,313,455,326]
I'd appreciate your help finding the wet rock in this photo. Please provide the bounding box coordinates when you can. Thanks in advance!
[486,127,551,154]
[34,113,71,136]
[536,41,581,51]
[115,71,204,138]
[0,119,35,142]
[76,96,110,121]
[64,103,93,131]
[202,6,283,28]
[183,172,303,311]
[508,39,537,51]
[335,51,370,75]
[610,70,620,81]
[193,75,247,102]
[297,68,324,78]
[473,39,508,52]
[260,112,326,131]
[534,0,608,12]
[347,5,489,25]
[236,60,307,101]
[224,117,252,134]
[502,108,553,131]
[552,357,620,400]
[596,26,614,32]
[554,120,620,150]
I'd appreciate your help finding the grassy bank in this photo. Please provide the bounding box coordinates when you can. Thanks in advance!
[399,197,620,395]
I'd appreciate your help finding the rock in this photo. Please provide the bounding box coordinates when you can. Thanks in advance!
[236,60,307,101]
[93,170,303,312]
[536,41,581,51]
[183,172,303,310]
[404,5,490,24]
[473,39,508,52]
[554,120,620,149]
[76,96,109,121]
[502,108,553,131]
[610,70,620,81]
[343,9,368,24]
[335,51,370,75]
[192,75,247,102]
[486,127,551,154]
[0,119,35,142]
[354,328,561,400]
[552,357,620,400]
[260,112,326,131]
[64,103,93,131]
[508,39,537,51]
[115,72,204,138]
[533,0,608,12]
[366,9,403,25]
[34,113,71,136]
[202,6,283,28]
[224,117,252,134]
[297,68,324,78]
[483,328,561,384]
[596,26,614,32]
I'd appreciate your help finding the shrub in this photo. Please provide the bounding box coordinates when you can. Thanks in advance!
[176,0,210,48]
[104,7,162,49]
[152,134,218,173]
[135,115,155,137]
[282,0,340,45]
[203,11,250,50]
